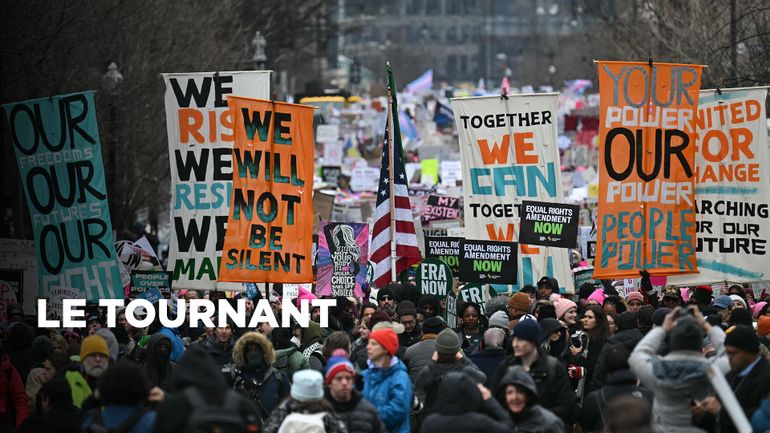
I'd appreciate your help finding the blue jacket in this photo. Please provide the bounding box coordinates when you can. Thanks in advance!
[158,327,185,362]
[363,357,412,433]
[81,404,156,433]
[753,397,770,433]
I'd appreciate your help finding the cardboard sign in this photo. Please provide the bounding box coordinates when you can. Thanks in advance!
[439,160,462,186]
[594,61,703,278]
[4,91,122,300]
[131,271,172,298]
[350,167,379,192]
[0,239,37,317]
[459,240,518,284]
[323,140,343,165]
[218,97,315,283]
[422,194,461,223]
[163,71,270,290]
[417,258,453,300]
[316,124,340,144]
[321,166,342,184]
[452,94,573,292]
[445,289,458,328]
[424,236,461,274]
[519,200,580,248]
[316,223,369,297]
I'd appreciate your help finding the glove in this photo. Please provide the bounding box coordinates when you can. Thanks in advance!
[568,364,585,380]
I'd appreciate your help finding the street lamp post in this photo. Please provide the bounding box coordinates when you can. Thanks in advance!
[102,62,123,225]
[252,31,267,69]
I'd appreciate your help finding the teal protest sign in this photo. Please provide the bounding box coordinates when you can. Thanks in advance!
[4,91,122,301]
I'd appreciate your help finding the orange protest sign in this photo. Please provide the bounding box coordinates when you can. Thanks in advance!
[218,97,314,283]
[594,61,703,279]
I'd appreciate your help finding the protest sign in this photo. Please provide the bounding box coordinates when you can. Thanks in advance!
[421,159,439,185]
[218,97,314,283]
[573,266,597,290]
[316,223,369,297]
[458,283,497,315]
[350,166,379,192]
[669,88,769,285]
[417,258,453,299]
[594,61,703,279]
[316,124,340,144]
[424,236,461,274]
[312,191,335,235]
[0,275,22,322]
[423,228,448,238]
[0,239,37,316]
[422,194,461,223]
[323,140,343,165]
[439,160,462,186]
[131,271,172,300]
[579,226,597,259]
[4,91,122,301]
[452,94,572,292]
[321,166,342,184]
[459,240,518,284]
[519,200,580,248]
[445,289,457,328]
[163,71,270,290]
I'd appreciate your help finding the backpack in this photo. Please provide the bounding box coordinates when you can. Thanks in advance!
[277,412,327,433]
[184,387,249,433]
[86,407,147,433]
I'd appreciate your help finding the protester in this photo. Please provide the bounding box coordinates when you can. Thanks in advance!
[17,377,79,433]
[537,277,559,300]
[24,336,53,413]
[507,292,531,327]
[421,372,511,433]
[231,331,290,419]
[139,333,175,391]
[403,316,446,382]
[377,287,397,317]
[626,292,645,314]
[0,347,28,431]
[494,366,565,433]
[396,301,422,348]
[630,306,725,432]
[469,328,508,389]
[79,335,110,393]
[590,311,642,391]
[455,301,484,355]
[202,322,235,367]
[262,369,348,433]
[299,321,326,370]
[552,295,578,330]
[417,295,440,319]
[568,304,608,394]
[538,318,569,364]
[81,360,155,433]
[363,328,412,433]
[661,286,683,310]
[325,353,387,433]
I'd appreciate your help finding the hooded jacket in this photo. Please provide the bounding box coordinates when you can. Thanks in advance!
[300,321,325,371]
[420,371,512,433]
[362,357,412,433]
[589,327,644,392]
[139,333,175,391]
[579,369,653,433]
[415,356,486,413]
[494,367,566,433]
[202,334,235,367]
[327,388,387,433]
[153,346,261,433]
[232,332,290,418]
[629,325,725,433]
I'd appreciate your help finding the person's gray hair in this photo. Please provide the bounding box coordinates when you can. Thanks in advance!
[485,295,509,318]
[483,327,506,349]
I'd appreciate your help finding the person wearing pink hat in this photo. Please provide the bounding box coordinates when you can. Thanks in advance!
[551,295,578,327]
[753,302,768,319]
[625,292,645,314]
[586,289,607,306]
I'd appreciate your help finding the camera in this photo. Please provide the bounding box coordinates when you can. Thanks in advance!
[571,330,587,348]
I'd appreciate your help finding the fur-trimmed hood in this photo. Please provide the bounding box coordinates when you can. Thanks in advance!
[233,331,275,367]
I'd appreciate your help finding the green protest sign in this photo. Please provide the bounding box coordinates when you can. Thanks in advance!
[417,258,453,300]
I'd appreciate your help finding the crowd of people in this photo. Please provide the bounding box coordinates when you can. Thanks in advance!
[3,274,770,433]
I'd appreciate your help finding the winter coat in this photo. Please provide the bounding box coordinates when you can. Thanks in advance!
[300,321,326,371]
[629,325,725,433]
[350,337,369,371]
[455,328,483,356]
[231,331,290,418]
[139,333,176,391]
[362,357,412,433]
[403,335,438,382]
[721,355,770,433]
[579,369,653,433]
[25,366,45,413]
[469,347,507,389]
[153,346,261,433]
[64,369,91,408]
[752,396,770,433]
[202,335,235,367]
[157,327,184,363]
[327,388,388,433]
[494,366,565,433]
[17,402,79,433]
[420,372,512,433]
[491,350,576,425]
[589,327,644,392]
[274,346,310,377]
[565,333,605,394]
[81,404,156,433]
[399,323,422,349]
[262,398,349,433]
[0,353,28,430]
[414,357,486,413]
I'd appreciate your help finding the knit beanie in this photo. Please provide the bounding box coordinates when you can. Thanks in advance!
[729,295,748,310]
[550,295,577,321]
[626,291,644,304]
[691,286,713,304]
[669,317,703,352]
[422,316,447,335]
[95,328,119,361]
[377,287,395,302]
[80,335,110,360]
[579,283,596,300]
[369,328,399,356]
[30,336,53,363]
[396,301,417,318]
[436,328,461,355]
[367,310,391,329]
[616,311,638,331]
[587,289,607,305]
[325,355,356,384]
[291,370,324,401]
[418,294,440,314]
[725,325,760,354]
[488,310,510,330]
[508,292,530,312]
[758,316,770,337]
[512,318,541,345]
[752,302,768,319]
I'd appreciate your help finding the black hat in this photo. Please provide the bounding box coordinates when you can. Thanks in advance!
[725,325,760,354]
[669,317,703,352]
[377,287,395,301]
[616,311,638,331]
[396,301,417,318]
[422,316,447,335]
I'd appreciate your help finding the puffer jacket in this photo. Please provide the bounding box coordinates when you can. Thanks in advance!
[629,325,725,433]
[327,388,387,433]
[202,335,235,367]
[420,371,511,433]
[274,346,309,377]
[494,366,565,433]
[362,357,412,433]
[231,332,290,418]
[261,398,348,433]
[0,353,28,430]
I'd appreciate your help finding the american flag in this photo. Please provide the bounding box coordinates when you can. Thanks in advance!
[370,125,421,288]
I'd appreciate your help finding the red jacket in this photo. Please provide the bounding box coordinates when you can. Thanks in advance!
[0,353,28,429]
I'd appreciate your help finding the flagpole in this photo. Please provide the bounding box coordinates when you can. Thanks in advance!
[386,79,397,283]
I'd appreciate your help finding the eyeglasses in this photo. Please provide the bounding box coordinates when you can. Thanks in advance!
[379,296,393,301]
